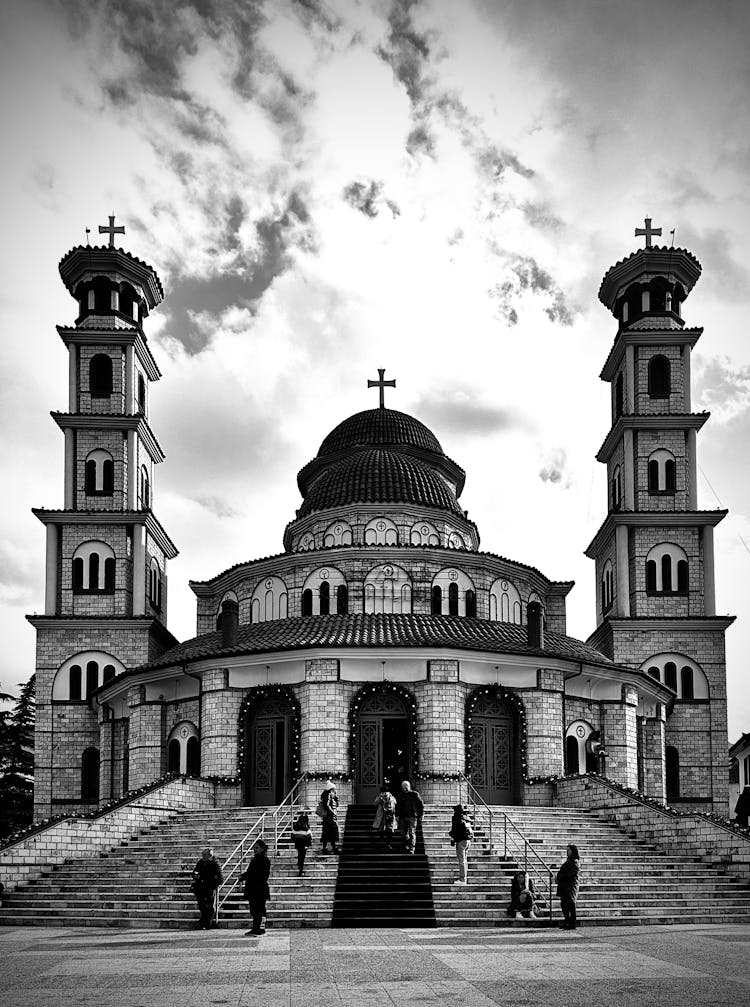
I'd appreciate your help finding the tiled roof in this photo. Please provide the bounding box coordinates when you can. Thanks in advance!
[136,612,616,672]
[298,449,464,518]
[318,409,443,456]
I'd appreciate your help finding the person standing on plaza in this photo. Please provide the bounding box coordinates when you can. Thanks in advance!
[372,782,397,849]
[449,803,473,885]
[395,780,424,855]
[191,846,223,930]
[291,812,313,876]
[556,843,581,930]
[734,786,750,827]
[240,838,271,936]
[319,780,340,854]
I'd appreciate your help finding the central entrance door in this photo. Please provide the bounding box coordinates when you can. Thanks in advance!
[246,696,294,805]
[468,693,519,804]
[355,691,412,803]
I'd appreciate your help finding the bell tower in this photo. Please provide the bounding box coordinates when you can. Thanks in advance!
[28,219,178,817]
[586,220,733,813]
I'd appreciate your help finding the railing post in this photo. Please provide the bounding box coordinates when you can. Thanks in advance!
[504,814,507,859]
[489,811,493,852]
[524,838,528,871]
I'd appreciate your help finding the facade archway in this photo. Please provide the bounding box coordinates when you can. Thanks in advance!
[465,687,523,804]
[167,721,199,775]
[351,684,416,804]
[240,688,300,805]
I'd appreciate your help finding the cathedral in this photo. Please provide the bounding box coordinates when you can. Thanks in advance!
[29,219,732,820]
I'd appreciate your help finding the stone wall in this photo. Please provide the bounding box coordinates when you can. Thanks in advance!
[0,777,215,891]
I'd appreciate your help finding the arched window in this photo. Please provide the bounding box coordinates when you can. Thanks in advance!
[665,746,680,799]
[647,666,660,680]
[661,554,672,592]
[681,666,694,700]
[410,521,439,547]
[296,532,315,552]
[601,560,613,613]
[646,544,689,595]
[149,559,162,611]
[186,736,200,775]
[168,738,181,774]
[102,664,116,684]
[84,450,115,496]
[137,373,146,413]
[139,466,150,509]
[319,580,330,615]
[615,373,624,418]
[466,589,477,618]
[167,722,200,775]
[363,564,412,614]
[69,664,82,700]
[664,661,678,692]
[337,584,348,615]
[566,735,580,774]
[86,660,98,698]
[665,458,676,492]
[301,589,313,616]
[648,450,677,495]
[448,582,459,616]
[301,568,346,616]
[648,355,671,398]
[611,465,622,511]
[251,576,288,622]
[90,354,113,397]
[431,585,442,614]
[73,541,116,594]
[81,747,100,803]
[447,531,465,549]
[489,579,523,624]
[323,520,353,547]
[676,560,688,593]
[646,559,656,592]
[431,569,477,617]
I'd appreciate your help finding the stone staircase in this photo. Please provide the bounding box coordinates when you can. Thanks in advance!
[422,804,750,926]
[331,804,435,927]
[3,803,750,929]
[0,807,341,930]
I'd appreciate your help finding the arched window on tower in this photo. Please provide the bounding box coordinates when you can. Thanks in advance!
[611,465,622,511]
[137,373,146,414]
[85,660,98,699]
[648,450,676,495]
[665,746,680,799]
[601,560,613,613]
[681,665,694,700]
[615,373,624,418]
[149,558,162,612]
[664,661,678,692]
[648,355,671,398]
[72,542,116,594]
[139,466,150,509]
[85,450,114,496]
[90,354,113,397]
[645,544,689,596]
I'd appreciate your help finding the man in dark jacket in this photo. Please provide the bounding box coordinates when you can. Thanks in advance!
[240,839,271,935]
[191,847,223,930]
[395,780,424,854]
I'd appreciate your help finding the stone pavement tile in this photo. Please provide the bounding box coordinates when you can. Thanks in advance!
[473,979,750,1007]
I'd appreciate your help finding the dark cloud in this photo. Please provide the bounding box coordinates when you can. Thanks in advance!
[412,391,526,438]
[522,201,564,232]
[489,255,575,327]
[406,121,436,158]
[378,0,432,104]
[343,180,400,219]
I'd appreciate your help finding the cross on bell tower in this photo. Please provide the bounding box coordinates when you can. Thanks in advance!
[635,217,662,248]
[367,368,396,409]
[98,214,126,248]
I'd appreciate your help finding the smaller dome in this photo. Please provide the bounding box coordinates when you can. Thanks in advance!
[298,448,464,518]
[318,409,443,457]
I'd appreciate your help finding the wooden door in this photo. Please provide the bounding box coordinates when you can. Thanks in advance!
[469,696,516,804]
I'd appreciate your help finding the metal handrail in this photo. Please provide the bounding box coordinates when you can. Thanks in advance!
[458,773,555,921]
[214,812,266,922]
[272,774,309,855]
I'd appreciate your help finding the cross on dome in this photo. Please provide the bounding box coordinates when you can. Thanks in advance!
[635,217,662,248]
[98,214,125,248]
[367,368,396,409]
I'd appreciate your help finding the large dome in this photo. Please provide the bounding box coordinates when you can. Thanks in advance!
[318,408,443,457]
[297,448,465,518]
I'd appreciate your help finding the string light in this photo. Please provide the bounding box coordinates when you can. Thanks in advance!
[349,682,420,783]
[236,684,301,782]
[465,684,528,779]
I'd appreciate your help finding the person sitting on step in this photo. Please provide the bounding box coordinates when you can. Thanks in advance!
[505,870,537,919]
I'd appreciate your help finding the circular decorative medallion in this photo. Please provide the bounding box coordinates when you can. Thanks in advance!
[334,525,342,534]
[575,725,586,738]
[421,525,429,535]
[265,578,273,589]
[180,726,189,739]
[384,566,394,577]
[320,569,329,579]
[377,521,386,532]
[449,570,458,581]
[501,580,508,590]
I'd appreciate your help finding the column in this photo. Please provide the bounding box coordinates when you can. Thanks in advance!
[525,670,564,778]
[702,526,716,616]
[300,667,354,806]
[686,428,698,509]
[683,343,692,411]
[45,523,58,615]
[615,524,630,617]
[602,685,638,788]
[127,685,165,788]
[68,345,77,412]
[132,524,146,616]
[125,344,135,414]
[126,430,137,508]
[99,705,114,803]
[416,663,464,803]
[623,429,635,510]
[640,706,666,803]
[200,668,239,777]
[64,428,75,509]
[625,344,635,413]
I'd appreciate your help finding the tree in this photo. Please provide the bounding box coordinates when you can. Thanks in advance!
[0,674,35,839]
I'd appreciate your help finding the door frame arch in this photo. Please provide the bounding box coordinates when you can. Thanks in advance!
[465,685,526,804]
[238,685,301,805]
[349,683,419,801]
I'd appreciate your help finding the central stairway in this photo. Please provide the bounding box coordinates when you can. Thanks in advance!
[331,805,436,927]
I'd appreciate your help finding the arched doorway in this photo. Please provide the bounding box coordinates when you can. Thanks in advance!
[467,691,521,804]
[245,694,296,805]
[354,689,414,803]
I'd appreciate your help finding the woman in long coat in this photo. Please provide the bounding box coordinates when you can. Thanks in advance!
[239,839,271,936]
[320,781,340,854]
[556,843,580,930]
[372,783,396,849]
[191,846,223,930]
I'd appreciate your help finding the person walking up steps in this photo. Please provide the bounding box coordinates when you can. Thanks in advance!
[191,846,222,930]
[318,780,340,854]
[292,812,313,876]
[372,782,397,849]
[395,780,424,855]
[240,839,271,936]
[449,804,473,885]
[556,843,581,930]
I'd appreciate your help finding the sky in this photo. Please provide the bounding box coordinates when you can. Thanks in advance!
[1,0,749,738]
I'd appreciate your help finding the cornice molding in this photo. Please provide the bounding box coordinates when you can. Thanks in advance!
[596,412,709,463]
[56,326,161,380]
[32,508,178,558]
[585,509,728,557]
[50,412,166,463]
[600,327,703,382]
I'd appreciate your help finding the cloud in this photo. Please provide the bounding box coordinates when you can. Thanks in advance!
[342,179,400,218]
[412,388,528,438]
[539,448,572,488]
[0,539,39,606]
[192,495,243,519]
[693,354,750,423]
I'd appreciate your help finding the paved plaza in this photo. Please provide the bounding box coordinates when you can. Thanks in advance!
[2,924,750,1007]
